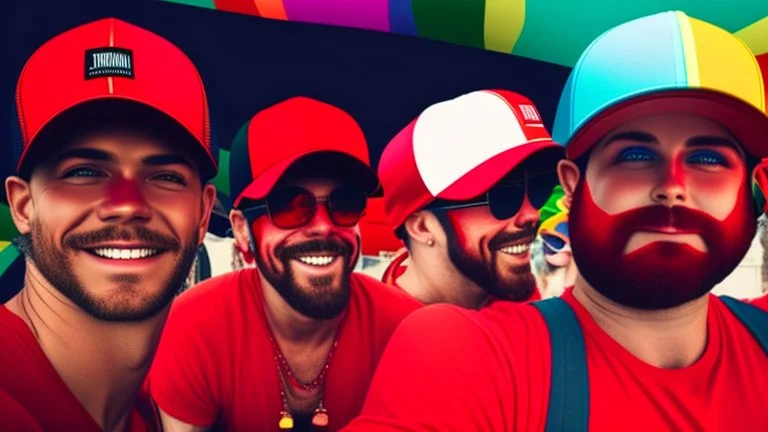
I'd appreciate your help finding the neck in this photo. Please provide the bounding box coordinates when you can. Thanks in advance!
[6,262,168,432]
[260,274,343,347]
[398,249,487,309]
[572,273,709,368]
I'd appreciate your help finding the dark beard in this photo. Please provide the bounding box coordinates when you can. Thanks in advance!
[18,222,197,322]
[255,237,358,320]
[436,213,537,302]
[569,179,754,310]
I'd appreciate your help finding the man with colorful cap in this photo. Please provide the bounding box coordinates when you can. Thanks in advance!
[344,11,768,430]
[379,90,563,308]
[1,18,217,432]
[147,96,421,431]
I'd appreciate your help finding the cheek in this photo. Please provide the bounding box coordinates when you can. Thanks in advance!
[444,208,498,251]
[688,174,744,221]
[588,171,655,215]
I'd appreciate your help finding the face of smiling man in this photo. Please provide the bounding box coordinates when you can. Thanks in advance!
[9,127,216,321]
[566,113,756,310]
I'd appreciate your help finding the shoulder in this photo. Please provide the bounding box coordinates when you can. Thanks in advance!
[169,269,257,317]
[0,389,43,431]
[744,293,768,313]
[350,272,422,314]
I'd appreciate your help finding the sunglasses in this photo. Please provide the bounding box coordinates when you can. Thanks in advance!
[541,232,570,254]
[427,170,560,220]
[242,186,367,230]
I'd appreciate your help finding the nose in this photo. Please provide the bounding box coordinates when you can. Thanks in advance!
[512,194,540,229]
[96,177,152,223]
[303,202,335,236]
[651,161,686,206]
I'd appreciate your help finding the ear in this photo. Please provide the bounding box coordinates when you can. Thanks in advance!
[751,161,768,215]
[5,176,34,235]
[196,184,218,246]
[557,160,581,210]
[229,209,254,258]
[403,211,440,247]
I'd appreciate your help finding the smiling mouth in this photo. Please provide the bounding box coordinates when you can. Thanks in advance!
[87,247,163,260]
[294,254,339,267]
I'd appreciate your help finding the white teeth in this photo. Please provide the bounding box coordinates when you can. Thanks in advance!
[499,244,530,255]
[92,248,159,260]
[297,255,335,266]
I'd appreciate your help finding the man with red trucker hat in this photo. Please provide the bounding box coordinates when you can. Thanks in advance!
[345,12,768,431]
[1,17,217,432]
[147,96,421,431]
[379,89,563,308]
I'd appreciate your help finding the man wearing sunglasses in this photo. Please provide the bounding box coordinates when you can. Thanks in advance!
[147,96,421,431]
[1,18,217,431]
[344,12,768,430]
[379,90,564,309]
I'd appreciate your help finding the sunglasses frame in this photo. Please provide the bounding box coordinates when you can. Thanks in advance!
[426,170,559,220]
[240,186,367,230]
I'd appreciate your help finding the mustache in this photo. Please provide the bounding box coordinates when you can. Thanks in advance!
[618,204,714,233]
[276,238,352,260]
[489,224,537,251]
[63,226,181,251]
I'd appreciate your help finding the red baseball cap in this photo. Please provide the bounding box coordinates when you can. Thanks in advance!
[379,89,564,231]
[229,97,379,208]
[14,17,217,178]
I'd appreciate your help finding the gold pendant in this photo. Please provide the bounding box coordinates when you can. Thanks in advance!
[311,407,329,427]
[278,411,294,430]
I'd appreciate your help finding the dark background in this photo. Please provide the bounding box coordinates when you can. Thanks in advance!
[5,0,571,174]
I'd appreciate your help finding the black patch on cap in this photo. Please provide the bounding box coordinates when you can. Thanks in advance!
[84,47,134,80]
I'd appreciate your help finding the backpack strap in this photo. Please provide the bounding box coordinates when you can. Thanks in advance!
[719,296,768,355]
[532,298,589,432]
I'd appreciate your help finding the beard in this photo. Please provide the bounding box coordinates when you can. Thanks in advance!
[255,236,358,320]
[439,214,537,302]
[569,180,755,310]
[18,220,197,322]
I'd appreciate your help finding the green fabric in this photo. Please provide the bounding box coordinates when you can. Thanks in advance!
[211,148,231,197]
[0,245,20,277]
[163,0,216,9]
[540,185,566,223]
[412,0,486,49]
[0,204,19,241]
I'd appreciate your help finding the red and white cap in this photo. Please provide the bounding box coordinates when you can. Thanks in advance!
[379,89,564,231]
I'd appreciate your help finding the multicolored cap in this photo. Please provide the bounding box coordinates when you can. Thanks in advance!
[553,11,768,160]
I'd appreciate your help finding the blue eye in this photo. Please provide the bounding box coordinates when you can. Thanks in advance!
[616,147,657,163]
[687,150,729,167]
[153,173,187,186]
[64,167,103,178]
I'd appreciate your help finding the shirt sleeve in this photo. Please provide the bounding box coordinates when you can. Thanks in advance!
[343,305,521,432]
[147,302,219,427]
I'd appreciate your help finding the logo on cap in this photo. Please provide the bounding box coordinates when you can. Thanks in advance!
[518,104,541,122]
[85,47,134,80]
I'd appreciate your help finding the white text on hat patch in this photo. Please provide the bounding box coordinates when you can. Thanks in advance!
[85,47,134,80]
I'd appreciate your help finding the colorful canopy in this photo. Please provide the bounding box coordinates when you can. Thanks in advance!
[163,0,767,67]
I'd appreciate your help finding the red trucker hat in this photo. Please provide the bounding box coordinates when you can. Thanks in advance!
[14,17,217,178]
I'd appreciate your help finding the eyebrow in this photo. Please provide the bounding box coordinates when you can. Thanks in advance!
[601,131,741,154]
[55,148,194,169]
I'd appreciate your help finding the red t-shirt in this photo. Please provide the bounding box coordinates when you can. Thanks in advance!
[382,250,542,303]
[344,288,768,431]
[0,306,160,432]
[147,269,422,430]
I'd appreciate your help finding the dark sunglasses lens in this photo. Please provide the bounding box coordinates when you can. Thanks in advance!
[488,185,525,220]
[542,234,566,251]
[527,172,560,209]
[266,187,314,229]
[329,187,366,226]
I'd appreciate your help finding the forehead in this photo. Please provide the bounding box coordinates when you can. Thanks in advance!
[277,176,342,194]
[46,128,197,166]
[596,113,737,150]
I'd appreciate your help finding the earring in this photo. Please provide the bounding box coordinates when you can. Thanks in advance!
[426,239,435,247]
